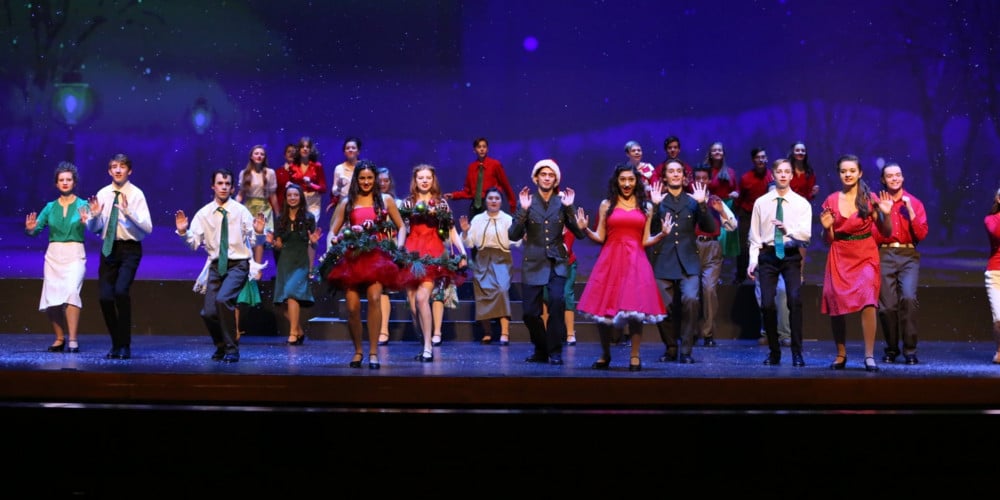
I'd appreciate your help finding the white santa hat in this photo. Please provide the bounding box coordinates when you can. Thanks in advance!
[531,158,561,185]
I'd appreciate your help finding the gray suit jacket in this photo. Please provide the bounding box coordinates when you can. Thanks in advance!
[649,192,717,280]
[509,194,586,286]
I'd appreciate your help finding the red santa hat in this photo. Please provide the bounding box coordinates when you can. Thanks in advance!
[531,158,561,185]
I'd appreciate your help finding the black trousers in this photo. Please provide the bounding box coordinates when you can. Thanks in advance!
[98,240,142,349]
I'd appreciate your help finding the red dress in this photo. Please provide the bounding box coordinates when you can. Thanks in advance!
[576,207,666,325]
[324,206,407,291]
[820,192,881,315]
[401,199,466,287]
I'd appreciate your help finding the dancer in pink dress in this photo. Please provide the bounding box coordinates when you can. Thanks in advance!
[576,163,668,371]
[819,154,893,372]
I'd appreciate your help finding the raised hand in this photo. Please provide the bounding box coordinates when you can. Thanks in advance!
[253,212,267,234]
[459,215,470,232]
[649,181,665,205]
[661,211,674,235]
[118,192,129,211]
[877,191,893,215]
[819,207,835,229]
[575,206,589,229]
[175,210,189,233]
[518,186,532,210]
[87,196,102,216]
[690,181,708,204]
[309,226,322,245]
[25,212,37,232]
[560,187,575,206]
[77,205,92,224]
[708,195,725,213]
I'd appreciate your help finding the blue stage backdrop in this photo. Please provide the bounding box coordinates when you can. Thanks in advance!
[3,0,999,258]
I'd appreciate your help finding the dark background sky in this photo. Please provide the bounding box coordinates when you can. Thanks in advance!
[2,0,998,275]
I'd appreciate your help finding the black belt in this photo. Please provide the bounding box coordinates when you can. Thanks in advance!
[696,235,718,242]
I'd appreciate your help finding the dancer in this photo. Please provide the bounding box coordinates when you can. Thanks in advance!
[25,162,91,353]
[459,187,520,345]
[400,164,467,361]
[271,184,322,345]
[986,185,1000,364]
[576,163,667,371]
[323,160,407,369]
[235,145,279,271]
[446,137,516,220]
[286,136,327,279]
[376,166,401,345]
[176,169,266,363]
[86,153,153,360]
[329,137,361,210]
[819,154,893,372]
[509,159,587,365]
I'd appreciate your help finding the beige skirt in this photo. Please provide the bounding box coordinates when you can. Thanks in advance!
[39,241,86,310]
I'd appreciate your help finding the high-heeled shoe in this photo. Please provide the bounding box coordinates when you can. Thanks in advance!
[431,335,442,347]
[498,334,510,346]
[377,333,390,346]
[349,353,363,368]
[864,356,880,372]
[566,334,577,346]
[829,355,847,370]
[591,357,610,370]
[481,335,493,345]
[66,341,80,353]
[629,356,642,372]
[287,334,304,345]
[415,350,434,363]
[47,340,65,352]
[369,354,380,370]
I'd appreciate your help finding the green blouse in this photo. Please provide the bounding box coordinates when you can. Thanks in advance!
[27,197,89,243]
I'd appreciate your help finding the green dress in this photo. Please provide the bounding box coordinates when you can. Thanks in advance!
[273,211,316,307]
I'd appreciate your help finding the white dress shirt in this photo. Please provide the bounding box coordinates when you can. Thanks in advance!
[748,188,812,265]
[87,181,153,241]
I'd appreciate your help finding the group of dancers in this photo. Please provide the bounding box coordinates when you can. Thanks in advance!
[23,136,1000,369]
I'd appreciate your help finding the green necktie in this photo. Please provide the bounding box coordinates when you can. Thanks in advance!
[101,191,121,257]
[217,207,229,274]
[775,197,785,259]
[473,163,485,210]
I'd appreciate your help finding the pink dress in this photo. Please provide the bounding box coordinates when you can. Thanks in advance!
[576,207,666,325]
[325,206,408,291]
[820,192,881,315]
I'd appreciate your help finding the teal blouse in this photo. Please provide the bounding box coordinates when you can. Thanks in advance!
[26,197,89,243]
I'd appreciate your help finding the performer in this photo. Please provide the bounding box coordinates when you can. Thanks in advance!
[376,166,401,345]
[647,160,717,364]
[509,159,587,365]
[323,160,407,369]
[329,137,361,211]
[271,184,322,345]
[86,153,153,360]
[25,162,91,353]
[747,159,812,367]
[624,140,655,183]
[575,163,667,371]
[459,187,521,345]
[286,136,327,279]
[175,169,266,363]
[819,154,893,372]
[400,164,468,361]
[235,145,279,272]
[875,162,928,365]
[985,185,1000,364]
[445,137,516,219]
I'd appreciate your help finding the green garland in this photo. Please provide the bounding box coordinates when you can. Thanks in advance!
[398,198,454,241]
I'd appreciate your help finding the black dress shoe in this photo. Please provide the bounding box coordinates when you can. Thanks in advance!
[118,347,131,360]
[212,347,226,361]
[222,351,240,363]
[349,354,363,368]
[548,356,564,365]
[628,356,642,372]
[703,337,717,347]
[763,354,781,366]
[369,354,381,370]
[105,347,122,359]
[792,353,806,367]
[882,352,899,363]
[591,358,611,370]
[904,354,919,365]
[47,341,65,353]
[658,351,678,362]
[679,354,695,364]
[415,352,434,363]
[525,354,548,363]
[830,355,847,370]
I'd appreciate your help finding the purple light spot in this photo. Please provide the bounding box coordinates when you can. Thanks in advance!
[523,36,538,52]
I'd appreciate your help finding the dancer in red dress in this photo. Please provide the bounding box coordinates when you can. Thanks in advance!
[323,161,407,369]
[819,154,893,372]
[576,163,668,371]
[400,164,468,362]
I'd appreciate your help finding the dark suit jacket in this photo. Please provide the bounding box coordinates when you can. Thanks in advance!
[509,193,586,286]
[649,192,717,280]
